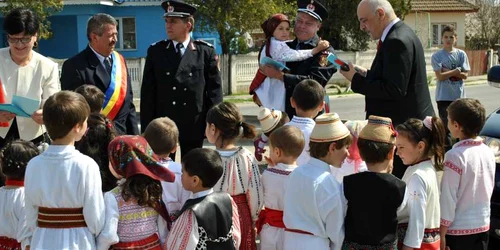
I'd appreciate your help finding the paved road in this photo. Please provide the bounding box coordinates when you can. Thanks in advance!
[239,83,500,122]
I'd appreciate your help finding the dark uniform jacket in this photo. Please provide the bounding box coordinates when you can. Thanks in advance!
[179,192,235,250]
[140,39,222,141]
[60,46,139,135]
[351,21,435,126]
[284,35,337,118]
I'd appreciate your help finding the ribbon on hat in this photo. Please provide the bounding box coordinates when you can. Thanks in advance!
[423,116,433,131]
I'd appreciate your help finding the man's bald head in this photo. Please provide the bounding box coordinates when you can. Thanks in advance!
[357,0,397,40]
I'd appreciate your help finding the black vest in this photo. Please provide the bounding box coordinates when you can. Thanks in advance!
[180,192,235,250]
[343,172,406,245]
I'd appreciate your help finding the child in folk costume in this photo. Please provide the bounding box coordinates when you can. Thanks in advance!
[254,107,289,161]
[76,113,118,192]
[205,102,264,250]
[440,99,496,250]
[250,13,328,161]
[395,116,445,250]
[0,140,39,250]
[97,135,176,249]
[333,120,368,182]
[257,125,304,250]
[283,113,351,250]
[165,148,241,250]
[143,117,191,223]
[341,115,408,250]
[282,79,325,166]
[24,91,105,249]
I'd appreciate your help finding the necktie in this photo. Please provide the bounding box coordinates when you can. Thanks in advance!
[104,57,112,75]
[176,43,184,60]
[377,40,382,51]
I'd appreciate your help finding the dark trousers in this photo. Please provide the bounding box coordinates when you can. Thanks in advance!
[437,101,454,151]
[169,138,204,161]
[446,232,489,250]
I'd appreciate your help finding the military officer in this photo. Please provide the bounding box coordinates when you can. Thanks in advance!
[140,0,222,159]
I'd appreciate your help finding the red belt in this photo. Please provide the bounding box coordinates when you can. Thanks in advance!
[37,207,87,229]
[285,228,314,235]
[0,236,21,250]
[111,233,161,250]
[256,208,285,233]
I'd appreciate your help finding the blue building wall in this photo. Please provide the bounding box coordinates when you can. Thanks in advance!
[0,4,222,59]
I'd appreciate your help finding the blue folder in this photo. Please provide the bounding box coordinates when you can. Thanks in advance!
[0,95,39,117]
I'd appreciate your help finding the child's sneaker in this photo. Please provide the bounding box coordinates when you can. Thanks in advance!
[253,137,267,161]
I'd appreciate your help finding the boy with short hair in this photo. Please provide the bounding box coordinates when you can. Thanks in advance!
[341,115,407,250]
[258,125,304,250]
[431,25,470,150]
[283,113,351,250]
[440,98,495,250]
[24,91,105,249]
[75,84,105,113]
[165,148,241,250]
[143,117,191,223]
[284,79,325,166]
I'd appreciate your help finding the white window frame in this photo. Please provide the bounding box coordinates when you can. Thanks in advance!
[115,17,137,51]
[432,23,457,46]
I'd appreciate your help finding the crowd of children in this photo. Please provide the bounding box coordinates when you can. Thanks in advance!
[0,10,495,250]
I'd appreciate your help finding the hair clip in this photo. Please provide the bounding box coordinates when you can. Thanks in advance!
[106,122,113,129]
[423,116,433,131]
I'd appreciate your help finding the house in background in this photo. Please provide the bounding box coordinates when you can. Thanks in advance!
[404,0,479,48]
[0,0,222,59]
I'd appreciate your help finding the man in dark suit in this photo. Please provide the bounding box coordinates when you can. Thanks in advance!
[140,0,222,159]
[340,0,434,178]
[60,13,139,135]
[260,0,336,118]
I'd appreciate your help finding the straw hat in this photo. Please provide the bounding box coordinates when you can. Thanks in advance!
[359,115,397,144]
[344,120,368,138]
[310,113,350,142]
[258,107,283,133]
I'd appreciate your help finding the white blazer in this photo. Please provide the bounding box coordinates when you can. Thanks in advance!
[0,47,60,141]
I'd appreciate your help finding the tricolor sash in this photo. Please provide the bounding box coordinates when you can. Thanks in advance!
[101,51,128,121]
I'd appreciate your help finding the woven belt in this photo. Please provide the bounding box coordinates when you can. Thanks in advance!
[37,207,87,229]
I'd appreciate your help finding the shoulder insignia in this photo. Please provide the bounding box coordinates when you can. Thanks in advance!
[150,39,168,47]
[194,40,214,48]
[319,53,329,67]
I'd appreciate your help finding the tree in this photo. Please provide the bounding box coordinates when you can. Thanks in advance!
[188,0,295,54]
[0,0,63,39]
[320,0,411,51]
[465,0,500,50]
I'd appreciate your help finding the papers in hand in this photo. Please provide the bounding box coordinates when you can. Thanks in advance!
[260,56,290,71]
[0,95,39,117]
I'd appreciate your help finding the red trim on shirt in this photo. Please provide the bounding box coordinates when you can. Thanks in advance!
[447,225,490,235]
[265,168,292,176]
[444,161,462,175]
[440,218,452,227]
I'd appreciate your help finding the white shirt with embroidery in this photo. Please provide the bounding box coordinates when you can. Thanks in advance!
[440,138,496,235]
[159,158,191,224]
[164,189,241,250]
[260,163,297,250]
[0,186,30,249]
[397,159,440,248]
[254,37,315,111]
[285,116,316,166]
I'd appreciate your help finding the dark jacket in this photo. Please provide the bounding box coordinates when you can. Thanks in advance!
[351,21,435,126]
[140,39,222,141]
[60,46,139,135]
[284,35,337,118]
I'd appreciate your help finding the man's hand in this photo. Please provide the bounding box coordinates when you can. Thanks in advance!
[31,109,43,125]
[0,111,15,123]
[259,65,284,81]
[339,62,359,82]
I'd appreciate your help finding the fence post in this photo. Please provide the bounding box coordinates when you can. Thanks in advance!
[230,54,237,95]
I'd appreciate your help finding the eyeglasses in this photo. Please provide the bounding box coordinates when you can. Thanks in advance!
[7,36,33,44]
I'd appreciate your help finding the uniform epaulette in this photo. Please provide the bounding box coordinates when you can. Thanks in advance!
[150,39,168,46]
[194,40,214,48]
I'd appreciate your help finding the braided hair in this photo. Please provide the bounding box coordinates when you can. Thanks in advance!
[0,140,40,180]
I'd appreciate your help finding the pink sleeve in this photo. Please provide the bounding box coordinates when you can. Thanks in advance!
[164,210,198,250]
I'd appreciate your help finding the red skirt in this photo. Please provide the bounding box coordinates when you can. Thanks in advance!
[232,194,256,250]
[0,236,21,250]
[110,233,161,250]
[397,223,440,250]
